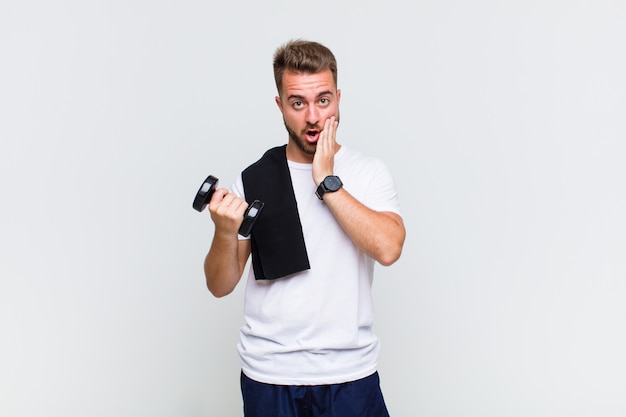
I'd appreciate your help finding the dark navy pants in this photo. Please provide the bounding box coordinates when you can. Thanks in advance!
[241,371,391,417]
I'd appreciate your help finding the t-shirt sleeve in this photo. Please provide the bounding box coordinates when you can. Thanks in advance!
[362,159,403,217]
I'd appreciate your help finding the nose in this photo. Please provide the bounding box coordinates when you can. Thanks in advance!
[305,105,320,126]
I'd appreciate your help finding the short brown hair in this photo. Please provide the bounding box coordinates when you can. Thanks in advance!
[273,39,338,96]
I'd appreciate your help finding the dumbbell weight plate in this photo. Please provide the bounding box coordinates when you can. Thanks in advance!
[192,175,219,212]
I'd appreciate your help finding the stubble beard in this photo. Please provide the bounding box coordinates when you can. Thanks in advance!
[283,112,340,156]
[285,121,317,156]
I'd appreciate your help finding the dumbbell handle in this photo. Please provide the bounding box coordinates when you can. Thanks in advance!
[192,174,263,237]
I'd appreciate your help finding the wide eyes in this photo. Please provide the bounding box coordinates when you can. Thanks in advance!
[291,97,331,110]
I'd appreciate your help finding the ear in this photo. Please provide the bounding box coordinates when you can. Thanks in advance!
[337,89,341,104]
[275,96,283,112]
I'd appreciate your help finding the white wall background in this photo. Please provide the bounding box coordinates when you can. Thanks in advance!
[1,1,625,416]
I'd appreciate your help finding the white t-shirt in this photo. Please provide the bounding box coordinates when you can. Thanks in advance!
[232,145,401,385]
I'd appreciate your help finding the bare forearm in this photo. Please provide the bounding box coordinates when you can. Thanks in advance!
[323,188,405,266]
[204,232,245,297]
[203,188,252,297]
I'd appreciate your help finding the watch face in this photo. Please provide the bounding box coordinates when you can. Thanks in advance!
[324,176,342,191]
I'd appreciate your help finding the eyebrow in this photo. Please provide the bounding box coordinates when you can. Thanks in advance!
[287,90,334,101]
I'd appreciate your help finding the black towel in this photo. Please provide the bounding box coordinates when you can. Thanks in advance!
[241,145,310,280]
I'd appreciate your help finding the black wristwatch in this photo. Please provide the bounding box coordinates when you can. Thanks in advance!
[315,175,343,200]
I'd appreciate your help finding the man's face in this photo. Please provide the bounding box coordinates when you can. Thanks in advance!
[276,69,341,162]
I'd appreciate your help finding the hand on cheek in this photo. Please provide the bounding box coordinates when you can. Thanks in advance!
[312,116,338,185]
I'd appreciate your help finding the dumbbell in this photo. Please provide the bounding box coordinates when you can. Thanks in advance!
[192,174,264,237]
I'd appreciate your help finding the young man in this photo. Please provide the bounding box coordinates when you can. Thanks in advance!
[204,39,405,417]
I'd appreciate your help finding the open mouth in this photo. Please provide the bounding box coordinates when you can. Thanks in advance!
[305,129,320,143]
